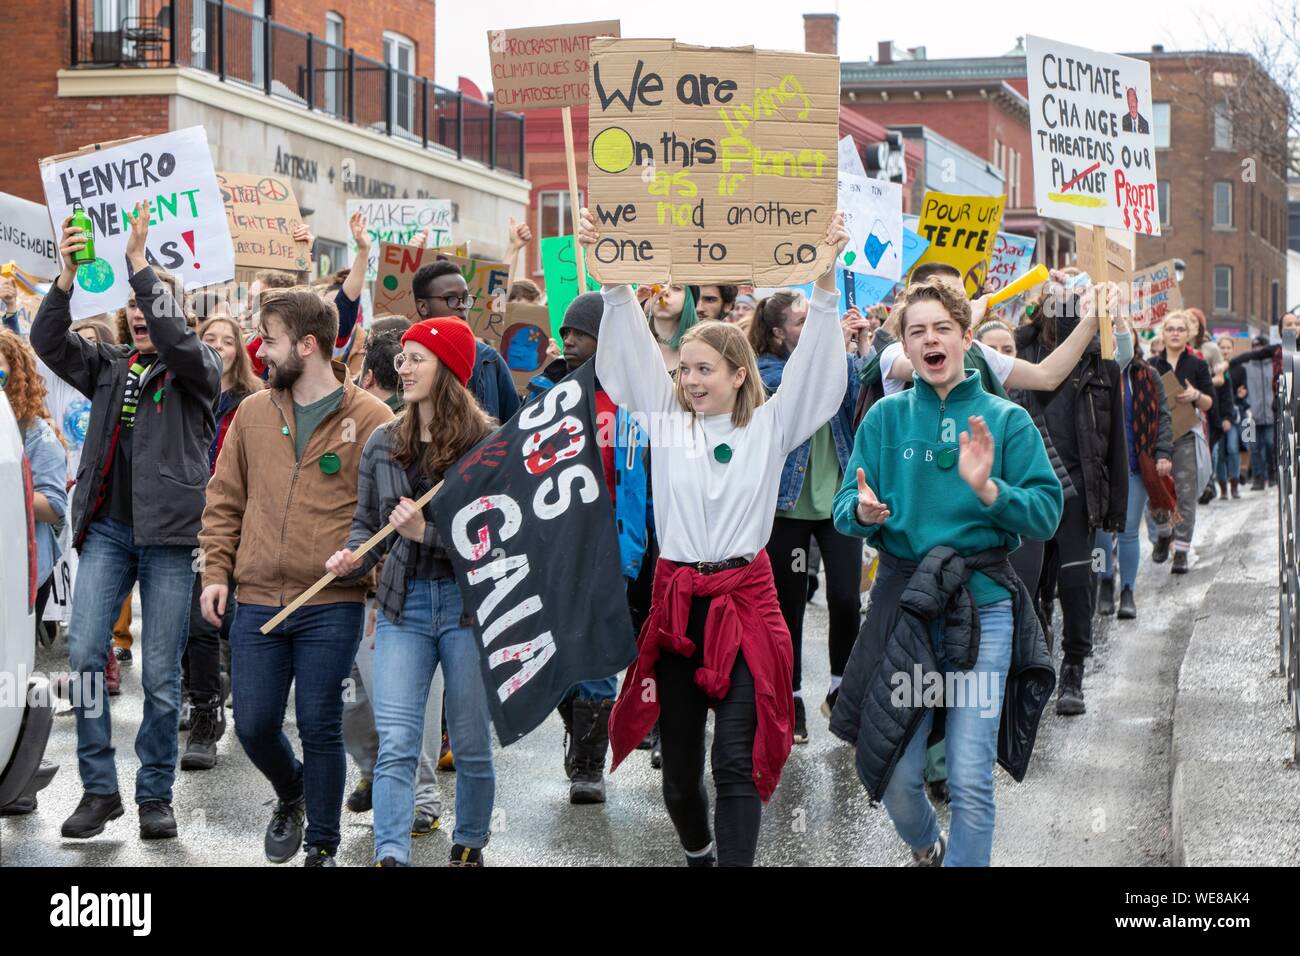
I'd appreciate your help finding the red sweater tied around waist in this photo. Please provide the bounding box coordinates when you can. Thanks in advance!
[608,549,794,802]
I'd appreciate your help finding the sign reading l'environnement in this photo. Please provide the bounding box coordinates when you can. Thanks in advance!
[586,39,840,286]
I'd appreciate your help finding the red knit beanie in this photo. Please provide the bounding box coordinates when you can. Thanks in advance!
[400,317,476,386]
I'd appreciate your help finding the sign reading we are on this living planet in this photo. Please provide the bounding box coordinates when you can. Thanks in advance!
[585,39,840,287]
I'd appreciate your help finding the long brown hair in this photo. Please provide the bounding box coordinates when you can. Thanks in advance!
[198,316,261,399]
[390,359,495,477]
[676,321,766,428]
[747,291,798,357]
[0,330,61,442]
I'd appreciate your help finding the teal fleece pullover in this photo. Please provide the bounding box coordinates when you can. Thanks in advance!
[833,368,1064,606]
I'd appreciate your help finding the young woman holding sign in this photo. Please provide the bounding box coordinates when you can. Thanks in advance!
[325,317,497,868]
[579,207,851,867]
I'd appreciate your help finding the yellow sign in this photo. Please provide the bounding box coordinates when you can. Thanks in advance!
[910,192,1006,297]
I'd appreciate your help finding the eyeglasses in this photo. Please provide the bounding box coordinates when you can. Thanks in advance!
[419,293,475,310]
[393,353,429,372]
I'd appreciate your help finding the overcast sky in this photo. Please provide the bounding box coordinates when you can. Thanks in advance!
[436,0,1270,91]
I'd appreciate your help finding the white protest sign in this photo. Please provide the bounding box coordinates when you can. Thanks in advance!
[347,199,453,281]
[837,172,902,281]
[838,135,868,180]
[1026,35,1160,235]
[0,191,60,278]
[39,127,235,320]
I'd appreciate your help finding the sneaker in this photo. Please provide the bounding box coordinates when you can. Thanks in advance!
[1097,576,1116,616]
[1117,587,1137,620]
[180,699,223,771]
[303,846,337,867]
[411,809,442,837]
[1198,483,1216,505]
[685,843,717,867]
[1056,662,1086,716]
[375,857,407,867]
[820,687,839,720]
[138,800,178,840]
[61,791,124,839]
[346,778,373,813]
[909,834,946,867]
[792,696,809,744]
[114,646,133,666]
[449,844,484,867]
[264,795,306,864]
[437,731,454,772]
[1171,550,1189,574]
[1151,536,1172,564]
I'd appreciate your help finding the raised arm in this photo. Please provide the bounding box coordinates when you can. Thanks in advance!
[30,216,113,396]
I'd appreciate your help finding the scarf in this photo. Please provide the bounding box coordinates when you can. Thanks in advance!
[1129,362,1180,520]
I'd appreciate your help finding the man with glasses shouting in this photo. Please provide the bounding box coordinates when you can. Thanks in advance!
[410,260,519,423]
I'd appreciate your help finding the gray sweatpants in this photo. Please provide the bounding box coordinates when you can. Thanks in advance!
[343,600,444,817]
[1154,432,1200,550]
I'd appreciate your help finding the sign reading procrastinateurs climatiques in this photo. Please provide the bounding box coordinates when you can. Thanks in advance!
[1026,35,1161,236]
[487,20,622,111]
[585,38,840,287]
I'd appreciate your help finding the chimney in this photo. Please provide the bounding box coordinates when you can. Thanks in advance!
[803,13,838,55]
[878,40,895,65]
[1151,43,1165,53]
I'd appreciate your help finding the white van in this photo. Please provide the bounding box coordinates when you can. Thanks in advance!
[0,390,58,809]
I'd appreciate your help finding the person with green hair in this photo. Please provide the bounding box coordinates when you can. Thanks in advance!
[646,284,701,369]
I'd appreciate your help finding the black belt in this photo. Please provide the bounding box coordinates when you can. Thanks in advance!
[689,557,750,575]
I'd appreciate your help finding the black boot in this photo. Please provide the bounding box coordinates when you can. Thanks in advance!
[1056,662,1086,716]
[1117,587,1137,620]
[61,791,124,838]
[181,695,224,771]
[1151,536,1172,564]
[1198,482,1216,505]
[569,698,612,805]
[1172,550,1189,574]
[139,800,178,839]
[1252,475,1266,491]
[1096,576,1116,616]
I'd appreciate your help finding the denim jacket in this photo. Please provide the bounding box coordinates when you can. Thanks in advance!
[758,351,862,511]
[23,416,69,585]
[470,340,521,424]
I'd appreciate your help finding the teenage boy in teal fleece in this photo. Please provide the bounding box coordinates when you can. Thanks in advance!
[832,278,1063,866]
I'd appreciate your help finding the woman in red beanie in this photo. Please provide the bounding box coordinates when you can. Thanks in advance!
[326,317,497,867]
[579,208,850,866]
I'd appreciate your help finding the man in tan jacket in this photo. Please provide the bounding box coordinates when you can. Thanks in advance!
[199,288,392,868]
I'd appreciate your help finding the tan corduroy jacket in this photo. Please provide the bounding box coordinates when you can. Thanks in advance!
[200,361,394,609]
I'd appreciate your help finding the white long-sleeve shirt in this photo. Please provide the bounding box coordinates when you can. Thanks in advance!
[595,283,847,564]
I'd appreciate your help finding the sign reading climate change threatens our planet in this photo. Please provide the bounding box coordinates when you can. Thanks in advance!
[40,127,235,320]
[488,20,621,110]
[586,39,840,286]
[1026,35,1161,236]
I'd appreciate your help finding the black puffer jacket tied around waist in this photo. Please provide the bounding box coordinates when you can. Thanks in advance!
[829,546,1056,802]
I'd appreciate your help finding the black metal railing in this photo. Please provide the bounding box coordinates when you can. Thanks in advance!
[1276,329,1300,762]
[68,0,525,177]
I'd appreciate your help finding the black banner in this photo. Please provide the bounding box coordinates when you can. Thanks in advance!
[431,360,636,745]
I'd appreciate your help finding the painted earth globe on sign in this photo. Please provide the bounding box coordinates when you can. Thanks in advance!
[501,323,549,373]
[76,258,115,295]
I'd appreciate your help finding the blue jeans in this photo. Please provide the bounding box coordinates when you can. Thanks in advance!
[881,600,1012,867]
[230,601,363,854]
[572,677,619,700]
[1214,423,1241,481]
[66,518,193,803]
[1250,422,1276,482]
[372,578,494,862]
[1095,471,1150,591]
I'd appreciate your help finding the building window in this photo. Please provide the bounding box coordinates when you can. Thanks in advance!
[1213,101,1233,149]
[384,31,417,135]
[1010,150,1021,206]
[1214,266,1232,314]
[251,0,269,89]
[1153,102,1171,148]
[1157,181,1170,227]
[538,190,581,241]
[1213,181,1233,228]
[323,12,344,117]
[993,139,1003,172]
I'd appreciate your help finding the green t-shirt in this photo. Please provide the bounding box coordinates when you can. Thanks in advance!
[293,386,344,461]
[780,423,840,521]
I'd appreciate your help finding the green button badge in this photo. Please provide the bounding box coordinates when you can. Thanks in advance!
[713,443,733,464]
[319,452,341,475]
[937,447,957,470]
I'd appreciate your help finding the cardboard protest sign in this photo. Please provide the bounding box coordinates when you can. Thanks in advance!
[0,191,60,279]
[1073,222,1135,279]
[39,127,235,320]
[348,198,453,281]
[216,172,309,272]
[483,302,555,392]
[487,20,621,111]
[1026,35,1160,236]
[1127,259,1182,329]
[910,191,1005,297]
[586,39,840,286]
[541,234,599,341]
[373,242,509,337]
[986,232,1038,321]
[838,135,868,180]
[837,172,902,281]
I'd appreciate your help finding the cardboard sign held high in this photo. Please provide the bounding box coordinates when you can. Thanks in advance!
[488,20,622,111]
[217,171,309,272]
[910,191,1006,297]
[374,242,509,336]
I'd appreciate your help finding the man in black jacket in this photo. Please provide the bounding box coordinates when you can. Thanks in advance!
[31,202,222,842]
[1019,285,1127,717]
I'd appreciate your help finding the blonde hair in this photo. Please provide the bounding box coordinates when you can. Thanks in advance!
[675,321,765,428]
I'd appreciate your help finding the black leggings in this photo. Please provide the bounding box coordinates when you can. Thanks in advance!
[657,596,761,867]
[1037,493,1094,664]
[183,575,230,701]
[35,574,53,643]
[765,516,863,690]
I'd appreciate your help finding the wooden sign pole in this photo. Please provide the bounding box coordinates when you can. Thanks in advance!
[561,106,588,293]
[259,479,444,634]
[1091,226,1115,360]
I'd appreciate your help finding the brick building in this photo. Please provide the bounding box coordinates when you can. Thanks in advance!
[1,0,528,273]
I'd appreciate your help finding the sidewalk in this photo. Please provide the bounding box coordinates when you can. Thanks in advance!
[1170,490,1300,866]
